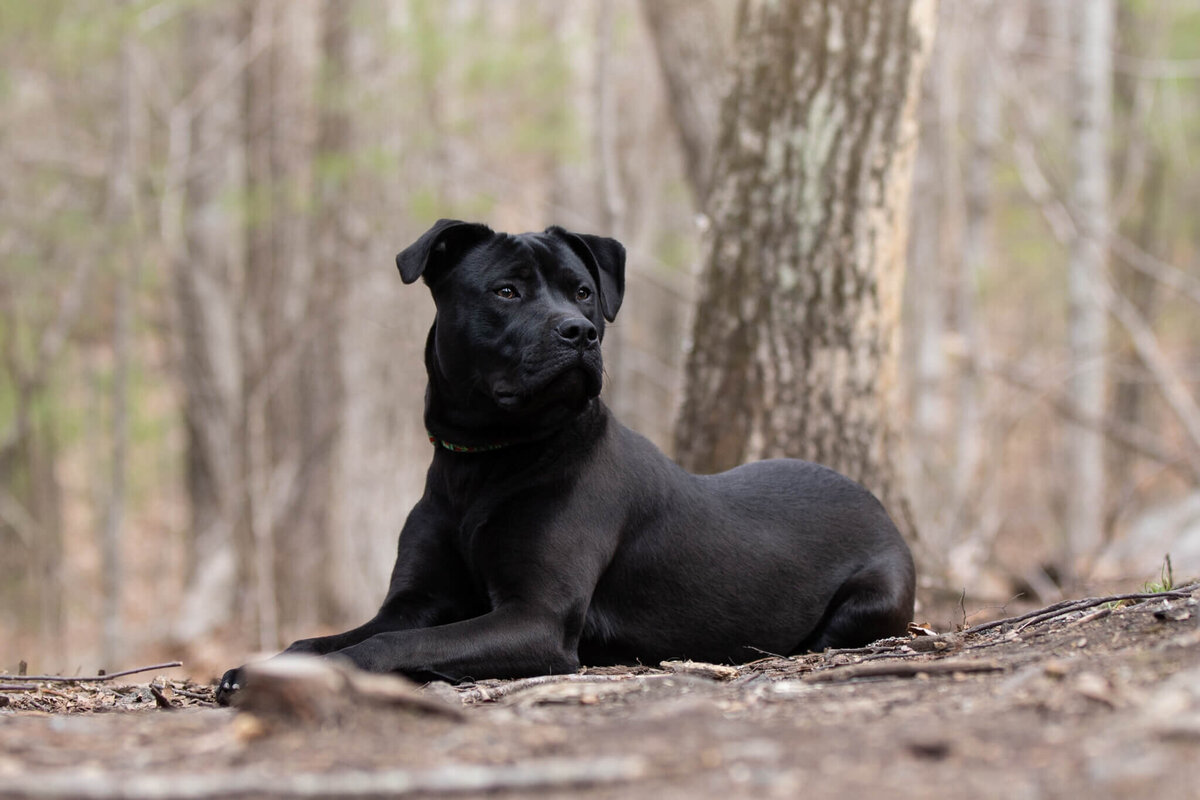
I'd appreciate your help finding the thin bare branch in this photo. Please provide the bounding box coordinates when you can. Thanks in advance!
[1110,234,1200,307]
[1098,277,1200,472]
[1113,53,1200,80]
[0,486,39,547]
[177,17,273,121]
[982,357,1197,481]
[0,661,183,684]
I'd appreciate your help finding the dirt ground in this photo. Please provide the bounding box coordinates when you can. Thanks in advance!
[2,584,1199,800]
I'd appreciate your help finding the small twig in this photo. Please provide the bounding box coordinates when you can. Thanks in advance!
[961,593,1025,628]
[0,684,36,692]
[855,651,924,663]
[804,658,1003,683]
[814,637,911,659]
[1070,607,1112,626]
[148,684,176,710]
[745,646,786,659]
[0,661,183,684]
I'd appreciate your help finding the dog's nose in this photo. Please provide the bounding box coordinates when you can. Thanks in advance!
[556,317,598,347]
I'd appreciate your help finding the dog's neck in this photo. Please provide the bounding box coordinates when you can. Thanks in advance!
[426,432,514,454]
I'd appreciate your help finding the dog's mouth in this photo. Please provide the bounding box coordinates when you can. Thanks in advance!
[493,388,523,410]
[490,357,601,414]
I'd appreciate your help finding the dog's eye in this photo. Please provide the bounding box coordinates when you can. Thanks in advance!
[575,286,592,301]
[494,286,519,299]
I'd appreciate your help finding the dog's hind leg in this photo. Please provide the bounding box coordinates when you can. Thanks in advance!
[795,558,915,653]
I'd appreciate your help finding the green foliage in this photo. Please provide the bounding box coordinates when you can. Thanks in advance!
[1142,555,1175,594]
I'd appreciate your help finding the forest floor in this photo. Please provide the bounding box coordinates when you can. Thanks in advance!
[2,583,1199,800]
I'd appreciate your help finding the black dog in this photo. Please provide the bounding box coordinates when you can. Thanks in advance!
[216,220,914,702]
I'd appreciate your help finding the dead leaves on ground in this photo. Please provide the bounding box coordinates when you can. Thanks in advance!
[0,677,214,714]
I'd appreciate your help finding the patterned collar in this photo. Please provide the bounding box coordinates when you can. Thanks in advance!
[427,433,513,454]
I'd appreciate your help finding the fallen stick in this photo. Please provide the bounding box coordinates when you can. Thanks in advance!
[804,658,1003,683]
[0,661,183,684]
[964,585,1197,636]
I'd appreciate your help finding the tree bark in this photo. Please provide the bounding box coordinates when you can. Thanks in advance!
[100,12,141,671]
[1107,4,1168,527]
[673,1,935,537]
[1065,0,1113,573]
[172,3,249,644]
[904,0,950,525]
[947,0,998,581]
[242,0,320,648]
[307,0,352,623]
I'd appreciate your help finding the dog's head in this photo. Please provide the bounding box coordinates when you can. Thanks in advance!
[397,219,625,432]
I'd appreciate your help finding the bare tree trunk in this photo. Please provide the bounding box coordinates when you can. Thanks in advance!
[904,0,951,540]
[592,0,634,422]
[673,1,935,539]
[1065,0,1113,575]
[243,0,319,647]
[100,17,141,670]
[951,0,998,574]
[593,0,625,238]
[309,0,353,623]
[1107,5,1167,529]
[170,3,251,645]
[638,0,727,209]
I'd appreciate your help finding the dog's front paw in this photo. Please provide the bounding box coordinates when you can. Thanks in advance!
[214,666,244,706]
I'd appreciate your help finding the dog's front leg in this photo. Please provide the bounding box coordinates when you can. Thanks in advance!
[331,602,582,682]
[216,498,472,704]
[277,594,438,657]
[214,594,452,704]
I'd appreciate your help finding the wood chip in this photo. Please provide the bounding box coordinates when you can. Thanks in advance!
[659,660,740,681]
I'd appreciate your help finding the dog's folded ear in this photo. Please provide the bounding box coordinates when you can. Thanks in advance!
[396,219,493,285]
[545,227,626,322]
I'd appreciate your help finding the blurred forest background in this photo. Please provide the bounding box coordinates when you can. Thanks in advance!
[2,0,1200,678]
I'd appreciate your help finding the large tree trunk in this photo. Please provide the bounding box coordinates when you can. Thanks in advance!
[673,1,935,537]
[1064,0,1113,574]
